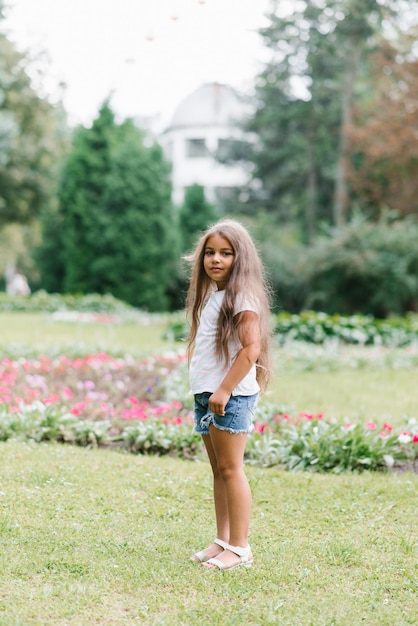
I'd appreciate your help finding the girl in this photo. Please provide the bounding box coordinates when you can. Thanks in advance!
[185,219,272,571]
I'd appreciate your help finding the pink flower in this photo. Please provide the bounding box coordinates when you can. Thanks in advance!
[254,422,267,433]
[43,393,60,405]
[382,422,393,431]
[71,402,87,416]
[413,434,418,443]
[172,401,182,409]
[299,412,314,420]
[365,421,377,430]
[62,387,73,399]
[379,431,387,439]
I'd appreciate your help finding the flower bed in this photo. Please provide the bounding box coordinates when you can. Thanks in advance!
[246,406,418,473]
[0,352,200,458]
[0,352,417,471]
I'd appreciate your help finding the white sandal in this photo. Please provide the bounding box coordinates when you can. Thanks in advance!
[203,543,253,570]
[190,538,229,563]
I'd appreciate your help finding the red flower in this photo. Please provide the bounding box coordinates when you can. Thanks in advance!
[382,422,393,431]
[412,434,418,443]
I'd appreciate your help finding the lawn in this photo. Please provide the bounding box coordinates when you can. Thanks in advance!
[0,312,176,356]
[0,441,417,626]
[272,368,418,425]
[0,311,417,625]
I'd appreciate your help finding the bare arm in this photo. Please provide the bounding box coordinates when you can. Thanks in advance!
[208,311,261,416]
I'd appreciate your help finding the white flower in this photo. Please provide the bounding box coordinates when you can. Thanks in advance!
[398,432,412,444]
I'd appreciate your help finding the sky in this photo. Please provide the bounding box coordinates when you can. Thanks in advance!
[4,0,273,128]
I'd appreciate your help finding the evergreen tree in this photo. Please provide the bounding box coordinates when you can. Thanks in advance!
[178,184,218,253]
[37,101,177,310]
[58,101,116,292]
[92,119,177,311]
[243,0,415,239]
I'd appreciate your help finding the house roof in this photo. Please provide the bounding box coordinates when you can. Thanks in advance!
[167,82,247,130]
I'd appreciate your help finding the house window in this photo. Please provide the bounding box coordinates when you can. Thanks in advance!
[186,138,208,158]
[217,138,234,161]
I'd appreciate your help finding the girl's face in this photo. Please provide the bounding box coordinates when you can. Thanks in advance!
[203,234,235,290]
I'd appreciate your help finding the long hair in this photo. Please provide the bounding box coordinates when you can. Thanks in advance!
[184,219,273,392]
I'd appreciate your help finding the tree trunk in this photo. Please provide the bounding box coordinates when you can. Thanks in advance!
[306,135,317,245]
[333,43,361,226]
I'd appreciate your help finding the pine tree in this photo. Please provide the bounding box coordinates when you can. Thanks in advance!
[178,184,218,253]
[244,0,415,239]
[37,101,177,310]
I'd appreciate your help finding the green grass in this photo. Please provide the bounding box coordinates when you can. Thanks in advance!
[1,312,417,624]
[0,441,417,626]
[271,369,417,425]
[0,312,176,356]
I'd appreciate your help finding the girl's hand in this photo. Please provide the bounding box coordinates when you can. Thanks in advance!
[208,388,230,416]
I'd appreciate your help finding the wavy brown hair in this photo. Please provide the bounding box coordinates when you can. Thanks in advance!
[184,219,273,392]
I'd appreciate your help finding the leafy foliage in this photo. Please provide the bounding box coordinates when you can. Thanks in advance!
[36,101,177,310]
[0,290,138,313]
[274,310,418,347]
[349,31,418,217]
[302,215,418,315]
[237,0,417,239]
[165,307,418,347]
[178,184,218,254]
[0,11,68,226]
[246,413,418,472]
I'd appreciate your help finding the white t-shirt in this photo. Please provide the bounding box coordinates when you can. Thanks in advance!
[189,290,260,396]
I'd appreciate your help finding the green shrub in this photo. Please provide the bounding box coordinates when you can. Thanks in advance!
[274,310,418,346]
[0,291,137,313]
[165,310,418,347]
[302,216,418,316]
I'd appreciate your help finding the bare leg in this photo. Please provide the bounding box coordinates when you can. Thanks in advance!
[203,425,252,569]
[191,433,229,562]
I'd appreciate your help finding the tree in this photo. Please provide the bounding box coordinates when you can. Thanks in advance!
[348,30,418,217]
[92,118,177,311]
[246,0,345,241]
[242,0,415,239]
[58,101,117,293]
[0,5,67,227]
[178,184,218,253]
[37,101,177,311]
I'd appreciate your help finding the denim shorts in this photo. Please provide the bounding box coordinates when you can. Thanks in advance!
[193,392,259,435]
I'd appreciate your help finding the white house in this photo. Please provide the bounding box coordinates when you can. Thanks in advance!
[162,82,250,206]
